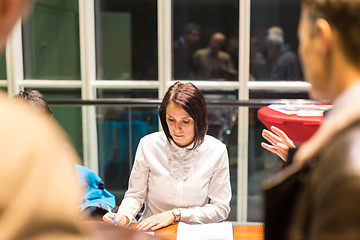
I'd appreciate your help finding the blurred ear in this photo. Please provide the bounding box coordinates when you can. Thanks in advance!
[314,18,333,57]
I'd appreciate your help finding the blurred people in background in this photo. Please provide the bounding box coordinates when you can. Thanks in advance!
[250,36,266,80]
[173,23,201,80]
[264,26,302,81]
[192,32,237,80]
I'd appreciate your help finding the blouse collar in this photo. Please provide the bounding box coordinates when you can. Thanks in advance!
[166,139,198,181]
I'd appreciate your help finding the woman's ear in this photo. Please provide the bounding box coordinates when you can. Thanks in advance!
[314,18,333,57]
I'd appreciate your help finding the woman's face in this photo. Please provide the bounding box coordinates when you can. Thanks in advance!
[166,101,195,148]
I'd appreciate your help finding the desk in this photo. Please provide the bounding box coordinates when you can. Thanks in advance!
[257,104,330,145]
[152,224,264,240]
[82,221,264,240]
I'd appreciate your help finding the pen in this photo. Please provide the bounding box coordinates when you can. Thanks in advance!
[102,203,116,226]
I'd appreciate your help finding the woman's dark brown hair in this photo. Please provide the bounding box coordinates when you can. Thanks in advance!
[158,81,207,149]
[13,90,53,116]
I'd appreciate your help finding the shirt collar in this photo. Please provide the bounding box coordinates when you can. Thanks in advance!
[325,80,360,120]
[168,138,195,152]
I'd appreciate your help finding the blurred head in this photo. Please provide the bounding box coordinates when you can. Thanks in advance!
[266,33,284,58]
[299,0,360,101]
[0,0,33,51]
[158,81,207,149]
[209,32,226,52]
[268,26,284,38]
[13,90,53,116]
[183,23,200,47]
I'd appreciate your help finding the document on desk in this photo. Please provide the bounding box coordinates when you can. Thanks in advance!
[176,222,233,240]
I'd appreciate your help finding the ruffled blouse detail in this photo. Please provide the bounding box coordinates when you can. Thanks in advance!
[166,141,198,181]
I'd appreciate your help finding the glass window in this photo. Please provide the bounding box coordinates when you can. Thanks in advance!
[96,89,159,202]
[27,88,84,159]
[207,103,238,221]
[95,0,158,80]
[22,0,81,80]
[248,0,304,222]
[173,0,239,81]
[0,53,6,79]
[250,0,303,81]
[97,105,159,203]
[248,107,281,221]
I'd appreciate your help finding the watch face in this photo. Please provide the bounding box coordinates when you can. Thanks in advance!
[173,208,181,217]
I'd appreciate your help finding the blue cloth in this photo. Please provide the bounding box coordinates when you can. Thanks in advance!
[75,164,116,213]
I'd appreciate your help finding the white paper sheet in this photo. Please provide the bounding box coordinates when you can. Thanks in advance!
[176,222,233,240]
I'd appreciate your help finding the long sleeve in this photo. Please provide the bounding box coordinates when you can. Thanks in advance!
[117,139,150,221]
[117,132,231,224]
[179,147,231,223]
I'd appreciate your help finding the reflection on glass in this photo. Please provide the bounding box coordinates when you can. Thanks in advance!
[96,89,159,201]
[250,0,303,81]
[28,88,83,159]
[22,0,80,80]
[208,105,238,222]
[203,89,238,221]
[248,107,282,221]
[96,106,159,202]
[95,0,157,80]
[173,0,238,81]
[0,53,6,79]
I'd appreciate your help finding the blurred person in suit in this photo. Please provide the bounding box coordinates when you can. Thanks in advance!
[192,32,237,80]
[173,23,200,80]
[263,0,360,239]
[264,27,302,81]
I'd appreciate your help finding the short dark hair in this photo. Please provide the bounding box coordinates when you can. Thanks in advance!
[183,23,200,35]
[302,0,360,67]
[13,90,53,116]
[158,81,208,149]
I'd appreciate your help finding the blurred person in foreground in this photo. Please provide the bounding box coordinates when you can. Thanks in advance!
[13,90,117,220]
[263,0,360,239]
[0,1,160,239]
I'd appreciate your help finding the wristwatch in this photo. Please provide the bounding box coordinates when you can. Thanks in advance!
[172,208,181,223]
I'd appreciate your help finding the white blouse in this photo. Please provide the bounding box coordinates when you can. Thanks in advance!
[118,131,231,224]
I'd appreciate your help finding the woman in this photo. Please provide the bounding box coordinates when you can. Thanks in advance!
[103,81,231,231]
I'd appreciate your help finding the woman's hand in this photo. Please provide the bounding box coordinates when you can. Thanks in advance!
[103,212,130,227]
[261,126,296,162]
[136,211,175,231]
